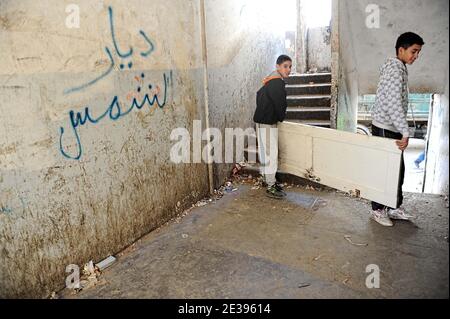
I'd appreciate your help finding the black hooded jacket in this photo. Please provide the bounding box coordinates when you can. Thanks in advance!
[253,72,288,125]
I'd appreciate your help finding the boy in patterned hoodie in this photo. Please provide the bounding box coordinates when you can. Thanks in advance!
[370,32,424,227]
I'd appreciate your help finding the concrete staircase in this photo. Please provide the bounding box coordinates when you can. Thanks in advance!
[285,73,332,128]
[244,73,332,163]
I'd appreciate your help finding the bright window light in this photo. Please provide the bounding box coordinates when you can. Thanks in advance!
[302,0,331,28]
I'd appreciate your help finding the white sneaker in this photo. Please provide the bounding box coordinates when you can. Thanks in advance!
[388,208,413,221]
[370,209,394,227]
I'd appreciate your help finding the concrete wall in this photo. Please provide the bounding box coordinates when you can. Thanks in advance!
[0,0,212,298]
[336,0,359,132]
[0,0,287,298]
[296,0,308,74]
[336,0,449,132]
[307,27,331,73]
[425,70,449,195]
[340,0,449,94]
[204,0,285,187]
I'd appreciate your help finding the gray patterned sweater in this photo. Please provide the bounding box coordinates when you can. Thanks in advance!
[372,57,410,137]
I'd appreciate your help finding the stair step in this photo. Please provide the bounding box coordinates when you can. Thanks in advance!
[287,95,331,107]
[286,83,331,95]
[287,106,331,112]
[285,107,331,121]
[286,73,332,85]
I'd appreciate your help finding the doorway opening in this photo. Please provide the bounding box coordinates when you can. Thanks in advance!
[357,93,433,193]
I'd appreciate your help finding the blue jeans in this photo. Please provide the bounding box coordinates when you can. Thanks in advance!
[415,152,425,166]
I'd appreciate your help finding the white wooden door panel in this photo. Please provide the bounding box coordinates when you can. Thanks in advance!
[279,122,402,208]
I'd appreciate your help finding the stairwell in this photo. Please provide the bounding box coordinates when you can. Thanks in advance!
[285,73,332,128]
[244,73,332,163]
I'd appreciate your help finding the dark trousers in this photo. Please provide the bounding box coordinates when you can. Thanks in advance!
[371,125,405,211]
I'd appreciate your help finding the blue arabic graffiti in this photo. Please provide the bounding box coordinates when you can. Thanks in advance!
[59,71,171,160]
[64,6,156,95]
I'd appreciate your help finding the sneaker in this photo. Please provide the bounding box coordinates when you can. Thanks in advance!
[388,208,413,221]
[266,185,285,199]
[274,182,287,195]
[370,209,394,227]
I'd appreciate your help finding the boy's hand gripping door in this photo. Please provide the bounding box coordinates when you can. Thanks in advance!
[278,122,402,208]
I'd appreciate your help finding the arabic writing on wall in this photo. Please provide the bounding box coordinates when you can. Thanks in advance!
[64,6,155,95]
[60,6,172,161]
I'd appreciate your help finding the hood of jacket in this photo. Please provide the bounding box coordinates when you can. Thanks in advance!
[262,71,283,86]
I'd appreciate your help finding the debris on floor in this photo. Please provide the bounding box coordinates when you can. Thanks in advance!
[80,261,101,289]
[231,163,244,179]
[336,189,367,203]
[224,181,238,193]
[312,255,323,261]
[311,198,328,211]
[49,291,58,299]
[66,260,106,295]
[95,256,117,271]
[298,283,311,289]
[305,168,321,183]
[213,189,224,200]
[347,189,361,198]
[195,200,209,207]
[344,235,368,247]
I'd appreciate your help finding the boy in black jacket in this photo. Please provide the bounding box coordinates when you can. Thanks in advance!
[253,55,292,199]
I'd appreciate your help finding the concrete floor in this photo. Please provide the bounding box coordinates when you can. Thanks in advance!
[61,181,449,299]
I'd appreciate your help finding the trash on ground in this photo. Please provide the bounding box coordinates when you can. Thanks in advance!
[344,235,368,247]
[313,255,323,261]
[298,283,311,289]
[182,234,189,239]
[196,200,208,207]
[238,161,247,168]
[305,168,321,183]
[95,256,116,271]
[72,260,102,292]
[224,181,238,193]
[311,198,328,211]
[231,163,243,178]
[83,260,96,276]
[347,189,361,198]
